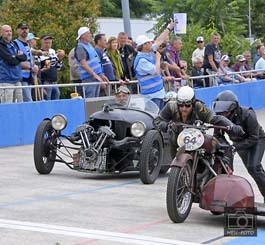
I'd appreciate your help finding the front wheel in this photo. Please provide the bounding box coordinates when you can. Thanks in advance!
[166,162,193,223]
[139,130,163,184]
[34,120,57,174]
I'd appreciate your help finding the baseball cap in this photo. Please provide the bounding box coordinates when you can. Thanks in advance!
[17,23,29,29]
[196,36,204,42]
[221,55,230,62]
[40,34,53,40]
[76,27,90,40]
[26,33,40,41]
[135,35,153,47]
[115,86,130,95]
[236,55,246,62]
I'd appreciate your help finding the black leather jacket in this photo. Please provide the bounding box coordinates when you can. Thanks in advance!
[155,100,243,136]
[229,107,265,151]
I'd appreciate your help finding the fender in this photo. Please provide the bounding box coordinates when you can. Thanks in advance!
[170,146,193,168]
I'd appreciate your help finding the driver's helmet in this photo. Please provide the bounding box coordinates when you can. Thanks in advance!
[115,86,130,105]
[212,90,238,114]
[177,86,195,105]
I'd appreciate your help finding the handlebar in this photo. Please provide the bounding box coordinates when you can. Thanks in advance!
[170,121,229,132]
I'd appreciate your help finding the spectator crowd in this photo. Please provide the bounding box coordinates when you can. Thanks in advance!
[0,22,265,106]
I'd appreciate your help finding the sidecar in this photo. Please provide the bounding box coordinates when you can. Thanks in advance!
[200,174,265,216]
[33,95,172,184]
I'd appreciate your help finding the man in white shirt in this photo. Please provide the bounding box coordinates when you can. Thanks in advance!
[255,50,265,79]
[192,36,205,61]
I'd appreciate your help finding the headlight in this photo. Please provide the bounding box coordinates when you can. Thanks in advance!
[131,121,146,138]
[51,114,67,131]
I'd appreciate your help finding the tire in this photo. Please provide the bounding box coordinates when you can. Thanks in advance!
[160,165,170,174]
[34,120,57,174]
[139,130,163,184]
[166,161,193,223]
[160,144,172,174]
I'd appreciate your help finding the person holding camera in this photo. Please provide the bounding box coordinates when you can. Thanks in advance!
[213,90,265,202]
[39,34,65,100]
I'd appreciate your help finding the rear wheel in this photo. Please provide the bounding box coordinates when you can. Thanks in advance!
[34,120,57,174]
[139,130,163,184]
[166,162,193,223]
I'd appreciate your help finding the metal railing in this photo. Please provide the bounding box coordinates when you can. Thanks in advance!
[0,68,264,101]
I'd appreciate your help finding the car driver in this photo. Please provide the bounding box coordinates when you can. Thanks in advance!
[115,86,130,105]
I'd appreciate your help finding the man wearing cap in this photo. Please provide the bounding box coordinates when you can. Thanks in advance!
[39,34,65,100]
[14,23,39,102]
[0,24,27,103]
[75,26,109,98]
[217,55,247,85]
[27,33,49,100]
[115,85,130,105]
[133,20,175,110]
[231,54,255,81]
[203,32,222,86]
[192,36,205,61]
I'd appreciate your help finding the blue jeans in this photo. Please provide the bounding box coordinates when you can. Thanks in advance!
[78,77,100,98]
[43,81,60,100]
[22,81,32,102]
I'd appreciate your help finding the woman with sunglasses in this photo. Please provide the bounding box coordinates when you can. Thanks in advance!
[154,86,244,158]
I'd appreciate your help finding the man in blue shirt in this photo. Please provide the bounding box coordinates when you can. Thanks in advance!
[75,27,109,98]
[134,20,175,110]
[0,24,26,103]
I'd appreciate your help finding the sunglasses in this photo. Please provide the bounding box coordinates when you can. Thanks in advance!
[197,41,203,43]
[178,103,192,108]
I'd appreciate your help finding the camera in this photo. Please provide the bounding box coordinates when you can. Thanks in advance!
[227,211,254,230]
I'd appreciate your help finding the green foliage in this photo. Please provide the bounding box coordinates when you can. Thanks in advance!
[0,0,100,99]
[251,0,265,40]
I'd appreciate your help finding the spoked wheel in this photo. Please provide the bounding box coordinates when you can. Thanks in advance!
[139,130,163,184]
[166,162,193,223]
[34,120,57,174]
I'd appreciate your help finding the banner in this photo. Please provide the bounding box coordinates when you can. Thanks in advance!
[173,13,187,34]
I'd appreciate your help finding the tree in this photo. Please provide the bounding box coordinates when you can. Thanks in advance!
[0,0,100,52]
[0,0,100,98]
[251,0,265,41]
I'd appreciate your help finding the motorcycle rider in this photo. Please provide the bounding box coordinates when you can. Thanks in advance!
[154,86,244,158]
[213,90,265,202]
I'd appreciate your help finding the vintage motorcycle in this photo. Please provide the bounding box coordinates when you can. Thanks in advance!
[166,121,235,223]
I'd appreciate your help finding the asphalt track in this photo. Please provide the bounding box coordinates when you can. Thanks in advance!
[1,110,265,245]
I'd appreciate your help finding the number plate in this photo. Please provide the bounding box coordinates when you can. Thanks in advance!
[177,128,204,151]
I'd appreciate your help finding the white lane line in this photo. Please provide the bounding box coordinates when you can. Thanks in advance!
[0,218,200,245]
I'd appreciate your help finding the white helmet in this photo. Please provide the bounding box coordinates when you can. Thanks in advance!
[177,86,195,104]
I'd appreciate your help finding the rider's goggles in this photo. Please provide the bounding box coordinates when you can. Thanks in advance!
[177,101,192,108]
